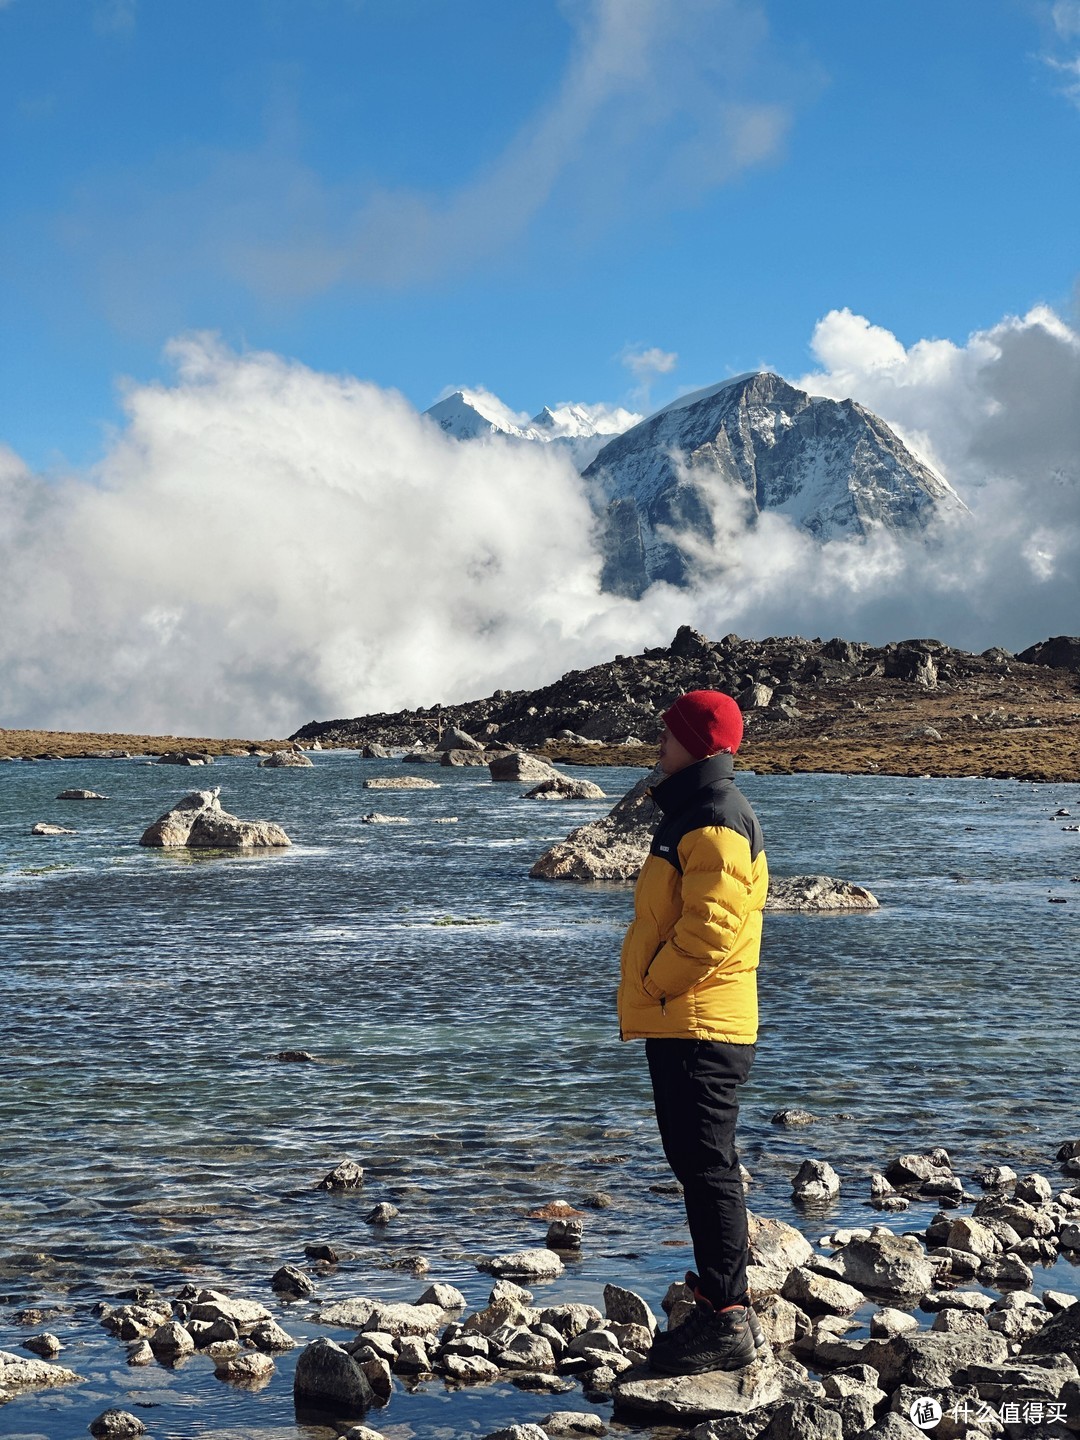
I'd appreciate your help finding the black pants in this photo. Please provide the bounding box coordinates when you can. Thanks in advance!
[646,1037,755,1309]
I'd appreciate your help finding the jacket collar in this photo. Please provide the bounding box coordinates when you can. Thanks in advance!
[652,752,735,816]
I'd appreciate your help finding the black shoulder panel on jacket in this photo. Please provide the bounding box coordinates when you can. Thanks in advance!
[649,755,764,874]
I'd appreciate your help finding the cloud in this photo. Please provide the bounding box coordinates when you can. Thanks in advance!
[62,0,793,314]
[1044,0,1080,105]
[94,0,137,35]
[621,344,679,408]
[0,337,662,735]
[3,307,1079,737]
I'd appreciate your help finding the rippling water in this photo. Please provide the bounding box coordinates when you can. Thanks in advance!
[1,754,1078,1438]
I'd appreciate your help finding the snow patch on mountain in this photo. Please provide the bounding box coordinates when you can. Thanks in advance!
[424,390,641,470]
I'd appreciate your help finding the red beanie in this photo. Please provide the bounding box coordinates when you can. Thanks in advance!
[662,689,743,758]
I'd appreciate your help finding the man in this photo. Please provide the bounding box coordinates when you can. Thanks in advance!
[617,689,768,1375]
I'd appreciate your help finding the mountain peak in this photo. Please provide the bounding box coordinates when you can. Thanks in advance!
[584,373,967,597]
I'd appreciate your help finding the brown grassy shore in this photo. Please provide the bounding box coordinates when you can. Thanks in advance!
[541,685,1080,784]
[0,729,290,761]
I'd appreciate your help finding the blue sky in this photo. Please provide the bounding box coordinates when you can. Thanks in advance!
[3,0,1079,473]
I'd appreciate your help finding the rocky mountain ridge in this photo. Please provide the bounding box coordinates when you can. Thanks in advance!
[584,371,966,596]
[292,630,1080,782]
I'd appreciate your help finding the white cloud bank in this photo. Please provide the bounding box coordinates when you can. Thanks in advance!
[2,306,1079,736]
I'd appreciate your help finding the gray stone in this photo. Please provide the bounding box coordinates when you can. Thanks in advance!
[480,1427,551,1440]
[31,822,77,835]
[766,876,878,911]
[363,774,438,789]
[293,1336,376,1414]
[832,1233,937,1297]
[442,1353,501,1382]
[499,1332,557,1370]
[945,1216,998,1260]
[541,1412,606,1436]
[57,788,107,799]
[436,726,483,751]
[0,1349,83,1392]
[603,1284,656,1332]
[978,1253,1035,1290]
[862,1329,1009,1389]
[139,787,290,847]
[781,1266,864,1315]
[259,749,314,767]
[756,1294,807,1348]
[249,1318,296,1350]
[611,1357,784,1420]
[271,1262,316,1296]
[546,1218,583,1248]
[771,1109,817,1127]
[393,1336,431,1374]
[746,1213,815,1300]
[364,1202,398,1224]
[479,1247,565,1279]
[530,768,661,881]
[417,1282,466,1310]
[21,1332,62,1357]
[757,1399,844,1440]
[188,1290,272,1330]
[869,1307,920,1338]
[489,751,562,783]
[88,1411,147,1438]
[1015,1172,1054,1205]
[1021,1301,1080,1364]
[524,775,607,800]
[149,1319,195,1359]
[215,1350,276,1384]
[360,1301,445,1336]
[317,1158,365,1190]
[791,1159,841,1203]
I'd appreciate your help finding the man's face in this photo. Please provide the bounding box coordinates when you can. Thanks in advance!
[658,725,697,776]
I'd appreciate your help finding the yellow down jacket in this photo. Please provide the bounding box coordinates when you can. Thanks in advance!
[618,753,767,1043]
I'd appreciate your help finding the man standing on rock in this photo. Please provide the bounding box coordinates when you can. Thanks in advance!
[618,689,768,1375]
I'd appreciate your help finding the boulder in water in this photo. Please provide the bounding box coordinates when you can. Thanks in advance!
[138,788,291,848]
[489,751,562,783]
[523,776,606,800]
[259,750,314,767]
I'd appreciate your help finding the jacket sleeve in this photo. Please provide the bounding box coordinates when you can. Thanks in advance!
[641,825,753,1002]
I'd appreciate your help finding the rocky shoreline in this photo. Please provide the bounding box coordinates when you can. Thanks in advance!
[291,628,1080,785]
[4,1142,1079,1438]
[5,629,1079,782]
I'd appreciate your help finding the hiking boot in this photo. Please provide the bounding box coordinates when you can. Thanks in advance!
[647,1301,757,1375]
[658,1271,765,1353]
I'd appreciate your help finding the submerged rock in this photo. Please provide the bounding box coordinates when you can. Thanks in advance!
[479,1248,565,1279]
[31,822,76,836]
[56,788,107,800]
[363,776,439,790]
[139,788,290,848]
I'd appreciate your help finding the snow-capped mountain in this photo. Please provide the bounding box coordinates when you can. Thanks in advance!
[424,390,640,470]
[583,371,967,596]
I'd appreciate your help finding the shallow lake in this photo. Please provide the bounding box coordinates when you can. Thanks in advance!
[1,753,1078,1438]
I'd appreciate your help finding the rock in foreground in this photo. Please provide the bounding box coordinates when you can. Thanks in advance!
[530,768,661,880]
[139,788,291,848]
[293,1337,376,1416]
[531,772,879,909]
[611,1355,783,1420]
